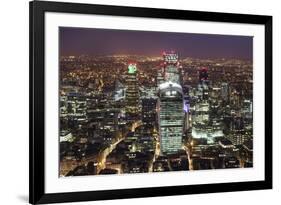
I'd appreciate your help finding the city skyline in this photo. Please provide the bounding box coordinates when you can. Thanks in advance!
[60,27,253,60]
[59,27,253,177]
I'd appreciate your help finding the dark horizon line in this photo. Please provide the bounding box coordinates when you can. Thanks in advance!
[60,53,253,61]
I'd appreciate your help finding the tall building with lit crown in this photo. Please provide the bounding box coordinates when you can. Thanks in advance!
[158,52,184,155]
[125,63,139,120]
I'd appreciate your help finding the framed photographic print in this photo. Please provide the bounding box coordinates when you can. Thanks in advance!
[29,0,272,204]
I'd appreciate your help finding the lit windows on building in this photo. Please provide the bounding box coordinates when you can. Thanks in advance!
[125,63,139,120]
[142,98,157,128]
[159,82,184,154]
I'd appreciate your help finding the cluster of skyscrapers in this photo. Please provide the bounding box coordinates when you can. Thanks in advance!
[59,51,253,176]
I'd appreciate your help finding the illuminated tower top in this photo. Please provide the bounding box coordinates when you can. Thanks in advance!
[162,51,181,84]
[162,51,179,65]
[128,63,137,74]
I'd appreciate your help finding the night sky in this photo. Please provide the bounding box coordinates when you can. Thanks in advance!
[60,27,253,60]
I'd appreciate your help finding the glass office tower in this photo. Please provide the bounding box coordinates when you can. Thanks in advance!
[159,82,184,155]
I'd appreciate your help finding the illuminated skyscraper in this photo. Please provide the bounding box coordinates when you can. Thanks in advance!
[125,63,139,120]
[162,52,181,84]
[159,82,184,155]
[158,52,184,154]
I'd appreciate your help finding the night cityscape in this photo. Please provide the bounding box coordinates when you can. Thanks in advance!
[59,27,253,177]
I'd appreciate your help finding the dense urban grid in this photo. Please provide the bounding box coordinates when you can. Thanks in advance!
[59,52,253,177]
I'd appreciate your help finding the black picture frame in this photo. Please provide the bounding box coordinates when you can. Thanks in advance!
[29,0,272,204]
